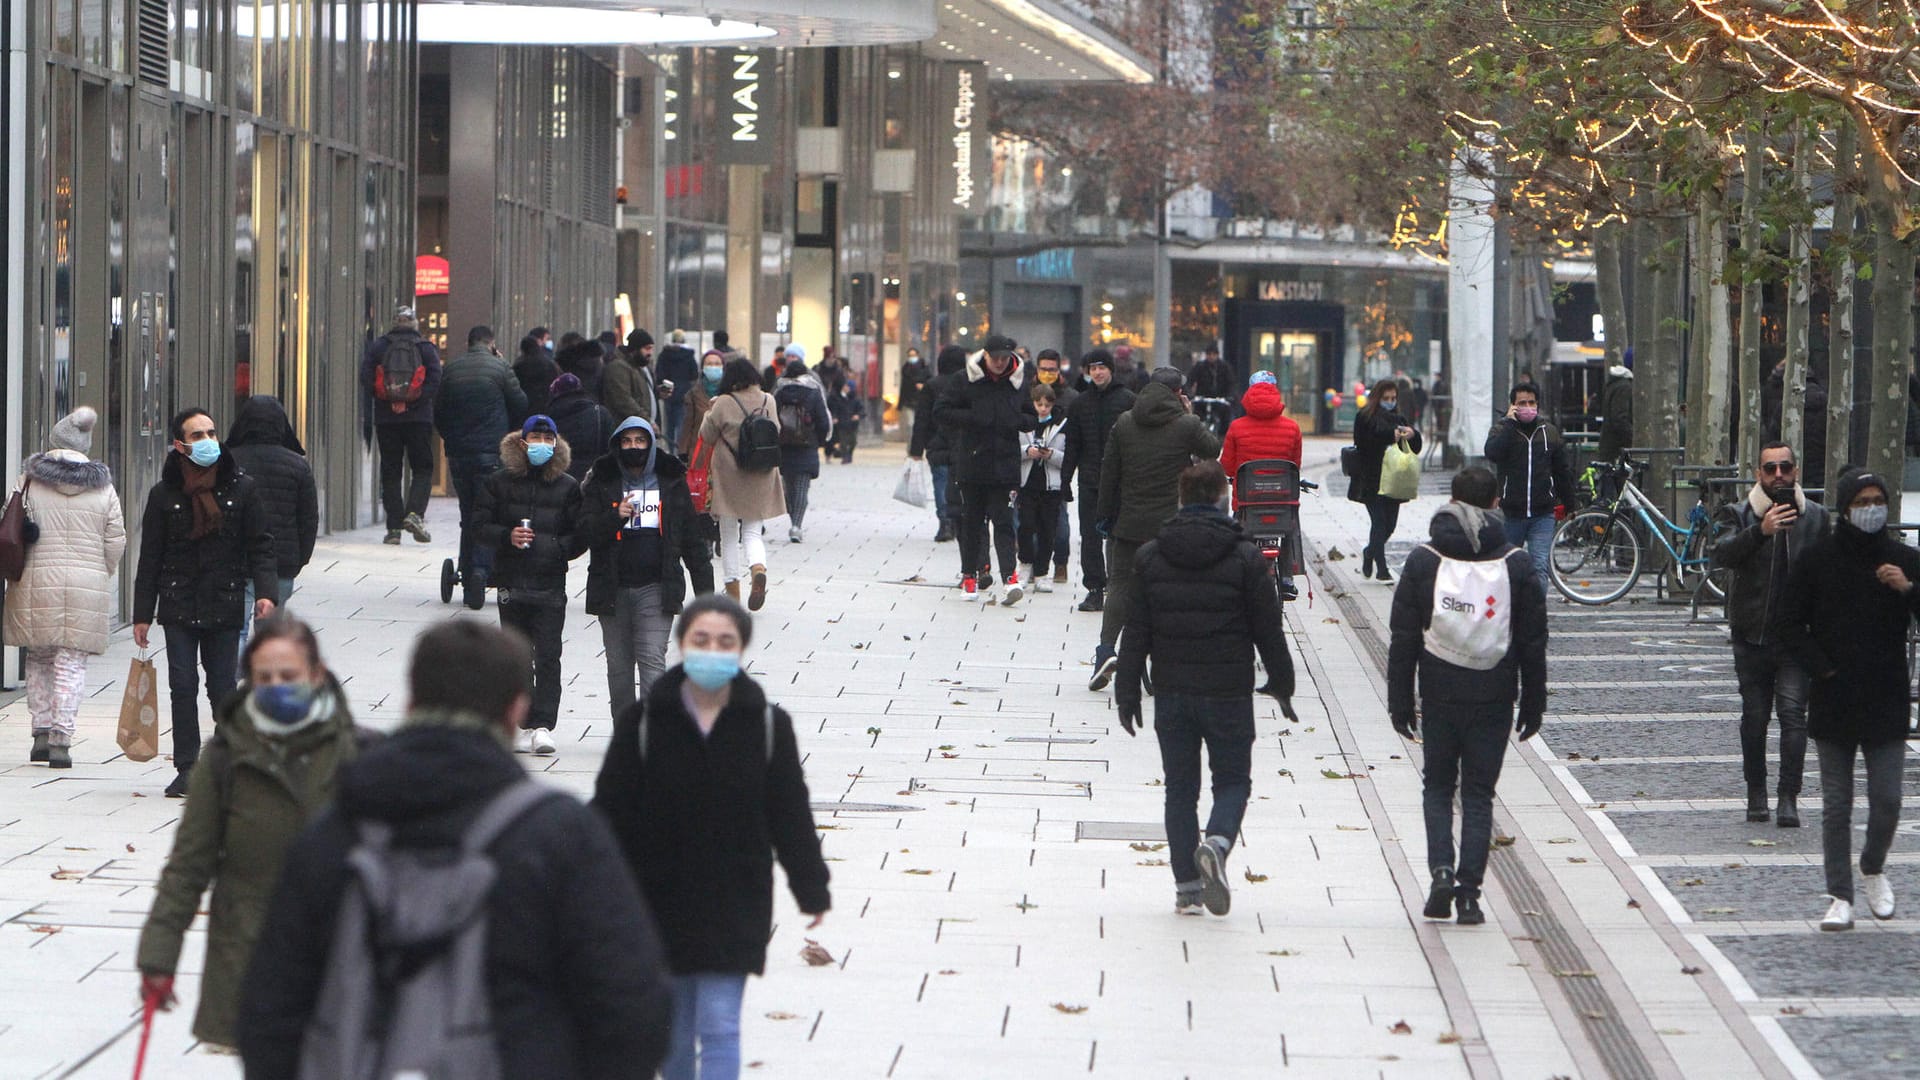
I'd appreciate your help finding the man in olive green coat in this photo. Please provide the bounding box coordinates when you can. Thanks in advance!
[136,673,359,1048]
[1090,368,1222,689]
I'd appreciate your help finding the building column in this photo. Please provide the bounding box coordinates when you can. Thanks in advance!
[447,44,498,346]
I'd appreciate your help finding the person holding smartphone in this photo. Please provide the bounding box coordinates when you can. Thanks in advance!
[1016,384,1069,593]
[1711,441,1829,827]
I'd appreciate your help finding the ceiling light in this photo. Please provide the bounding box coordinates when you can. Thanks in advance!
[416,4,775,44]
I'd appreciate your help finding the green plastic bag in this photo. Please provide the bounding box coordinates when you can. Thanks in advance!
[1378,440,1420,501]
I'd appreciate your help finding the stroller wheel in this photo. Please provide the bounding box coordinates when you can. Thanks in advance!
[440,558,458,604]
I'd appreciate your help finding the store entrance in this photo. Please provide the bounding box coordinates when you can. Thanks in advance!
[1224,299,1343,434]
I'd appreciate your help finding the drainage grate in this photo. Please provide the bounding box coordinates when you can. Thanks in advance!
[1075,821,1167,842]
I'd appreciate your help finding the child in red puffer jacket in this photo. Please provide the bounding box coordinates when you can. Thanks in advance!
[1221,372,1303,510]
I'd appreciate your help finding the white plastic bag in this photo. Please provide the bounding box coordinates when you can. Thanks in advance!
[892,459,933,509]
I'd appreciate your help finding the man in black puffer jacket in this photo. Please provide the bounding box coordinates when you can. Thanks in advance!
[239,620,673,1080]
[436,326,530,607]
[1388,466,1547,927]
[1114,461,1292,919]
[933,335,1038,603]
[132,407,280,798]
[909,345,968,544]
[472,415,583,755]
[225,394,317,612]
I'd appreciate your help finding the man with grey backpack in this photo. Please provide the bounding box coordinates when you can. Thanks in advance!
[1387,466,1548,927]
[238,620,672,1079]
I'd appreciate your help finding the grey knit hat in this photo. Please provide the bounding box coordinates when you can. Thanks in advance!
[50,406,97,454]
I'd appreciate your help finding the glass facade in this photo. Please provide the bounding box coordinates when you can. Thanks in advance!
[19,0,415,616]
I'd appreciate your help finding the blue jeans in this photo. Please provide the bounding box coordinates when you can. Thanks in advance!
[929,462,952,524]
[1053,501,1071,566]
[1154,693,1255,884]
[164,624,241,772]
[663,396,688,448]
[1503,513,1554,592]
[663,973,748,1080]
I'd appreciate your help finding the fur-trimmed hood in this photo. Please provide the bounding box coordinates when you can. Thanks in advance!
[25,449,112,494]
[497,430,573,481]
[1747,480,1806,516]
[965,349,1026,388]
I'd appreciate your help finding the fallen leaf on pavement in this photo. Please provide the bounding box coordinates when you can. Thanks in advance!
[938,970,959,976]
[1679,878,1706,886]
[902,869,935,875]
[29,925,60,935]
[1568,857,1588,864]
[1747,839,1777,847]
[1492,836,1517,847]
[1322,617,1341,624]
[125,844,135,853]
[1262,949,1300,957]
[1388,1020,1413,1035]
[1779,1005,1804,1016]
[1129,842,1167,852]
[1681,966,1703,975]
[1051,1003,1088,1015]
[1244,870,1269,883]
[51,868,85,881]
[1703,907,1738,915]
[1552,969,1598,978]
[1014,900,1040,911]
[1335,824,1367,832]
[798,940,835,967]
[1437,1032,1462,1045]
[1137,859,1169,867]
[1626,899,1642,908]
[1546,837,1575,845]
[765,1011,801,1021]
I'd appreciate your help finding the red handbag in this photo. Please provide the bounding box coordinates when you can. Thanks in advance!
[687,437,711,513]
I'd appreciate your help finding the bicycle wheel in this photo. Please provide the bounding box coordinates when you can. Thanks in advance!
[1678,505,1739,601]
[1551,510,1642,604]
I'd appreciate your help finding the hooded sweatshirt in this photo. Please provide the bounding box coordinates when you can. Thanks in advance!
[1220,381,1302,501]
[1095,382,1223,543]
[609,416,663,587]
[1386,503,1548,724]
[225,395,319,577]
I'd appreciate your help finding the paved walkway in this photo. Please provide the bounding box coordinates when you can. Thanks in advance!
[0,436,1904,1078]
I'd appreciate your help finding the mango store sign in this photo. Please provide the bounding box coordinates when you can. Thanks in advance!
[415,255,450,297]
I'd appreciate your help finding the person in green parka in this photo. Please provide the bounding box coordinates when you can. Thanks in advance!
[135,614,362,1048]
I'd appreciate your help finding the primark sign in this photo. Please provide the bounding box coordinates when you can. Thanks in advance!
[942,62,989,215]
[716,48,776,165]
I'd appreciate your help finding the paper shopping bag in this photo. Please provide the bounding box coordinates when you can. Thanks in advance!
[117,653,160,763]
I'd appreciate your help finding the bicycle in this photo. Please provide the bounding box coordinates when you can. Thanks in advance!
[1549,457,1737,605]
[1192,396,1234,439]
[1232,459,1317,603]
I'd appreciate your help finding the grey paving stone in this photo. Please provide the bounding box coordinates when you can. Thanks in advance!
[1578,759,1920,802]
[1545,686,1742,715]
[1540,719,1742,761]
[1779,1016,1920,1080]
[1653,864,1920,921]
[1712,933,1920,998]
[1547,634,1730,657]
[1609,810,1830,856]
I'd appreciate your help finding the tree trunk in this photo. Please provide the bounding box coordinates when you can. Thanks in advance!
[1630,215,1658,457]
[1594,222,1629,366]
[1867,188,1916,522]
[1825,123,1857,495]
[1781,122,1811,464]
[1648,213,1687,528]
[1686,197,1711,465]
[1737,123,1766,470]
[1697,188,1734,467]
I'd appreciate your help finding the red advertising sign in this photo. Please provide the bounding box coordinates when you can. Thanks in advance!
[415,255,450,296]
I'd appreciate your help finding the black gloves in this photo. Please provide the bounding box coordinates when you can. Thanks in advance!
[1117,698,1144,736]
[1516,712,1542,741]
[1391,713,1418,740]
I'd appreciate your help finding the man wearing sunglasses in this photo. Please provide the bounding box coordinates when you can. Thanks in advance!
[1711,441,1829,827]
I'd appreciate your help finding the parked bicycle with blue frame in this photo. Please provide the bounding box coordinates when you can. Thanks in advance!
[1550,457,1737,605]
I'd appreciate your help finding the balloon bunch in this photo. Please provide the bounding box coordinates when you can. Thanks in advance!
[1323,388,1343,409]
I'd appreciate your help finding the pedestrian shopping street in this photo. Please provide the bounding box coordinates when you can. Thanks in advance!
[0,440,1913,1078]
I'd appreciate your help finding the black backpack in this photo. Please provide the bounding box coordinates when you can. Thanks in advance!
[298,780,560,1080]
[724,396,783,472]
[777,391,817,448]
[374,334,427,404]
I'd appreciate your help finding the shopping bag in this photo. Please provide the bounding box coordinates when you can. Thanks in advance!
[117,653,160,763]
[687,437,711,514]
[892,459,933,509]
[1378,439,1421,502]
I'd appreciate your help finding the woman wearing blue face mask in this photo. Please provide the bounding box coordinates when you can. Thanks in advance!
[473,414,584,755]
[136,615,362,1050]
[591,594,831,1080]
[676,350,728,459]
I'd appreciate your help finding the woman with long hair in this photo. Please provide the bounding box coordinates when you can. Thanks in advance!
[696,358,786,611]
[1347,378,1423,583]
[591,594,830,1080]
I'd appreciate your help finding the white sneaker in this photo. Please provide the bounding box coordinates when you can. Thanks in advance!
[1863,874,1896,919]
[789,526,803,543]
[1030,567,1053,593]
[530,728,557,755]
[1821,897,1855,931]
[512,728,535,755]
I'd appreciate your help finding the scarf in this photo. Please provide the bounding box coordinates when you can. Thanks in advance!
[1435,501,1501,554]
[245,682,340,738]
[180,459,224,539]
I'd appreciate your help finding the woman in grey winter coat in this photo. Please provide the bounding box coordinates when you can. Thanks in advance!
[5,407,127,768]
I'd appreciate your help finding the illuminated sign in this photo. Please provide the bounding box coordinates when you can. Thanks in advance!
[415,255,450,296]
[1258,280,1325,302]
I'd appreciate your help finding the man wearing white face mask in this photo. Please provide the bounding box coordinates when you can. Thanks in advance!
[1777,468,1920,931]
[133,407,280,798]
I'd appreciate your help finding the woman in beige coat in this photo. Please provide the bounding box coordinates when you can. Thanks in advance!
[697,358,786,611]
[5,407,128,768]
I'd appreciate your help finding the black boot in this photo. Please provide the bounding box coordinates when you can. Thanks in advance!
[30,732,49,763]
[1776,794,1801,828]
[1361,549,1375,578]
[934,522,955,543]
[1746,786,1770,823]
[1423,868,1455,919]
[1455,895,1485,926]
[1077,589,1104,613]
